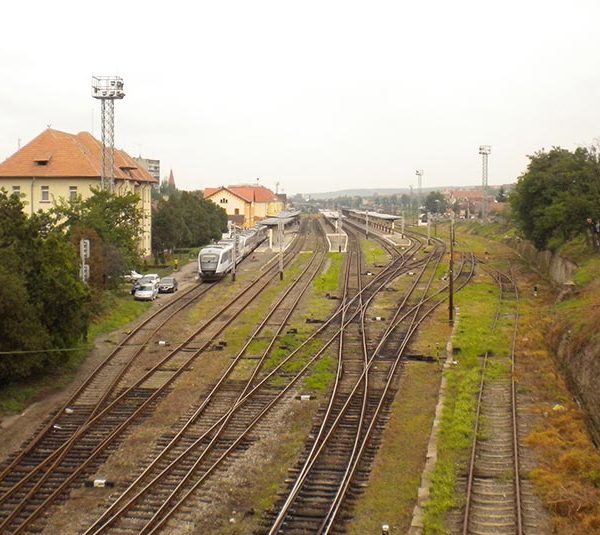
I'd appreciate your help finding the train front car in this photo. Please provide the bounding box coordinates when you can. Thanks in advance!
[198,244,233,281]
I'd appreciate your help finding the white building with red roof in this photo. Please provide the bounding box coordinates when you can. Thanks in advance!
[203,184,284,228]
[0,128,158,254]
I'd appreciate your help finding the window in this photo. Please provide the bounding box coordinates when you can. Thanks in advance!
[40,185,50,202]
[220,198,228,204]
[69,186,77,201]
[12,185,20,196]
[234,208,240,215]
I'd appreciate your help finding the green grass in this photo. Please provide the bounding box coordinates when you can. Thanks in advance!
[313,253,344,294]
[572,255,600,287]
[422,267,516,533]
[361,239,389,266]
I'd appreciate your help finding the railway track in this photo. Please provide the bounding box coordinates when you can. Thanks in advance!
[79,218,431,534]
[458,267,545,535]
[0,221,312,534]
[260,221,476,534]
[78,220,331,534]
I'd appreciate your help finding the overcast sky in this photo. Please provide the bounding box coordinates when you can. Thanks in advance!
[1,0,599,194]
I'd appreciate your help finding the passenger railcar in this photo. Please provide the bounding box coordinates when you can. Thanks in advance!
[198,225,267,281]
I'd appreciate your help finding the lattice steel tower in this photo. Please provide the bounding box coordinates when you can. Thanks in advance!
[92,76,125,190]
[479,145,491,219]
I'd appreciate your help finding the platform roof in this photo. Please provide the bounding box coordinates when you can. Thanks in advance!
[343,209,400,221]
[258,210,301,227]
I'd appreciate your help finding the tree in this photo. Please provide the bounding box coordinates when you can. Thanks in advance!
[510,146,600,250]
[424,191,448,214]
[52,189,144,286]
[151,191,227,256]
[495,185,508,203]
[0,191,91,383]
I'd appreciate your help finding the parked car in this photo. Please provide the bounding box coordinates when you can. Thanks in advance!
[130,274,160,295]
[143,273,160,286]
[134,283,158,301]
[123,270,143,282]
[158,277,178,293]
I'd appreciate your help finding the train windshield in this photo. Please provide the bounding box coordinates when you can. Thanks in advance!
[200,254,219,266]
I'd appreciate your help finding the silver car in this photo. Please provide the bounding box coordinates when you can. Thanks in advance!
[134,283,158,301]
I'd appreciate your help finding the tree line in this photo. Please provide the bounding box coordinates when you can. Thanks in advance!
[0,187,226,385]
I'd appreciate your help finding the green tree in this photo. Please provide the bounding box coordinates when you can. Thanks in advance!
[510,146,600,250]
[0,191,91,383]
[424,191,448,214]
[495,185,508,202]
[52,189,144,286]
[151,191,227,256]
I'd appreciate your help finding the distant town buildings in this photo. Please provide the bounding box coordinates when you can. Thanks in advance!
[203,184,284,228]
[0,128,158,254]
[134,157,160,183]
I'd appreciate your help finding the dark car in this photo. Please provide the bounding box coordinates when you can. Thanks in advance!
[158,277,178,293]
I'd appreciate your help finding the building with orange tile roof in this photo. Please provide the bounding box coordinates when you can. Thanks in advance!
[0,128,158,254]
[203,184,284,228]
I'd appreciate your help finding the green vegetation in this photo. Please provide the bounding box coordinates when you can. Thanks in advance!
[361,239,389,266]
[313,253,344,294]
[152,190,227,262]
[52,188,144,287]
[510,145,600,251]
[423,268,516,533]
[0,191,91,384]
[0,289,151,415]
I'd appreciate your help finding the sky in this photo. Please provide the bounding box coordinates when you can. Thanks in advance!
[1,0,600,195]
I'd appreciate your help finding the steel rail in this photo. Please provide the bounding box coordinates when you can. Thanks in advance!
[106,227,419,534]
[83,232,329,534]
[0,280,213,487]
[461,267,522,535]
[320,252,476,534]
[270,237,445,534]
[2,223,311,533]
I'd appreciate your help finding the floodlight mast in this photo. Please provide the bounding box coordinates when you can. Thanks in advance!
[92,76,125,191]
[479,145,491,219]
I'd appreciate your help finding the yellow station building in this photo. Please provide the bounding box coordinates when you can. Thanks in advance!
[0,128,158,255]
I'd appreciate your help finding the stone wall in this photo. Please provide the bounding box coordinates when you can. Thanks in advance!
[506,238,578,285]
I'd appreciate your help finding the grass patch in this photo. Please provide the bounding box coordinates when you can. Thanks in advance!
[347,362,441,534]
[422,261,516,533]
[361,239,390,267]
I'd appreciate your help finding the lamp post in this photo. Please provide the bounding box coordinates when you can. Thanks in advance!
[449,214,455,323]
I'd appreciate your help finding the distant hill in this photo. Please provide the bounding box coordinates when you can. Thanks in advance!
[299,184,511,200]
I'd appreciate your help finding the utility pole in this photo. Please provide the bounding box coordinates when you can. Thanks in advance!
[365,210,369,239]
[479,145,491,220]
[231,223,238,282]
[427,212,431,245]
[278,220,284,280]
[416,169,423,223]
[401,210,405,238]
[449,215,455,323]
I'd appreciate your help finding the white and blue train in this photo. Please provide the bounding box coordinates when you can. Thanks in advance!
[198,225,267,281]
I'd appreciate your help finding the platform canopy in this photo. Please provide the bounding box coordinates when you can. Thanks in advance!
[258,210,301,227]
[345,209,400,221]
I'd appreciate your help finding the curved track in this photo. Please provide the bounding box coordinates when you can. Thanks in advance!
[262,219,476,534]
[0,222,310,534]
